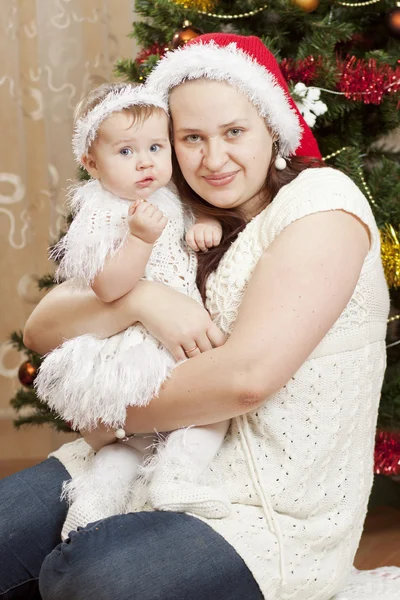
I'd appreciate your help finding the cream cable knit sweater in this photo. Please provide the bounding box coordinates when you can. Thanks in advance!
[51,168,399,600]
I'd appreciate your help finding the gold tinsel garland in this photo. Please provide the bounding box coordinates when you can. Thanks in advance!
[170,0,217,11]
[380,224,400,289]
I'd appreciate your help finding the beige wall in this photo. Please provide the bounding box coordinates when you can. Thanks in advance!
[0,0,138,467]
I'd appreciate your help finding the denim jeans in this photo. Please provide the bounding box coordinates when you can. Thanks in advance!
[0,457,263,600]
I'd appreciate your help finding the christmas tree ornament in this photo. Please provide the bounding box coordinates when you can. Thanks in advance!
[171,21,203,49]
[380,225,400,288]
[386,4,400,38]
[375,430,400,476]
[292,0,320,13]
[292,82,328,128]
[18,360,38,387]
[170,0,217,11]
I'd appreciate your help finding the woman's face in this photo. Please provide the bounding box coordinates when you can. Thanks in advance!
[170,79,274,218]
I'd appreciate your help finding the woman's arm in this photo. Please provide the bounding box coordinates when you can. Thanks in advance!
[23,279,224,357]
[113,210,370,435]
[23,280,134,355]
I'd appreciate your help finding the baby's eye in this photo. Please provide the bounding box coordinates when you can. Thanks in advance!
[149,144,161,152]
[185,134,201,143]
[226,128,242,138]
[119,148,132,156]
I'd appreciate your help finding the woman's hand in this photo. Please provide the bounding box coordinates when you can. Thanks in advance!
[135,281,226,361]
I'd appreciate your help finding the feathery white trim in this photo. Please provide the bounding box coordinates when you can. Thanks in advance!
[146,41,302,157]
[50,180,130,287]
[35,334,175,431]
[73,84,168,162]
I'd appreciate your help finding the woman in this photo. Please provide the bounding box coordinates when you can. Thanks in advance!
[0,34,393,600]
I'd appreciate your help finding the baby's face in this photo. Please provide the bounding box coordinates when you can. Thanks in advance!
[89,110,172,201]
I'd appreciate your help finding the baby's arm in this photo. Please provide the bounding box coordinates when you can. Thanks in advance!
[92,200,167,303]
[186,216,222,253]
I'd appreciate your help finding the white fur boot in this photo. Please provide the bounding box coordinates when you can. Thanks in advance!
[149,422,231,519]
[61,443,145,540]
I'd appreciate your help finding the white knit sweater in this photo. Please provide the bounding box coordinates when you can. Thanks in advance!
[51,168,397,600]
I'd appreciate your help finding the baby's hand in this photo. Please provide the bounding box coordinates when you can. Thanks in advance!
[186,220,223,252]
[128,200,168,244]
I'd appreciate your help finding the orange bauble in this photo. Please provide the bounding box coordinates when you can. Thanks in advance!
[293,0,320,12]
[18,360,38,387]
[171,21,203,49]
[386,7,400,38]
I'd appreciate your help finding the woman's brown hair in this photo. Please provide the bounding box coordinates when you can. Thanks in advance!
[172,146,327,302]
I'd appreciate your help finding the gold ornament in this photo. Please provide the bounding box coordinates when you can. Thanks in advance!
[380,224,400,288]
[170,0,217,10]
[292,0,320,12]
[171,20,203,49]
[18,360,38,387]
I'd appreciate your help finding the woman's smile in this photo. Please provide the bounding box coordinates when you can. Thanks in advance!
[202,170,239,187]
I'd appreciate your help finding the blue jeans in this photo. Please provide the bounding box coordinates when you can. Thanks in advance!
[0,457,263,599]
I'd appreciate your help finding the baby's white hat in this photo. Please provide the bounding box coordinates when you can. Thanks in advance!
[72,84,168,163]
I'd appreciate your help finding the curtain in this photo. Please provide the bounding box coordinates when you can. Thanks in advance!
[0,0,137,461]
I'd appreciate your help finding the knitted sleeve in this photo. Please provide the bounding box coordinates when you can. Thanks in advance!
[261,167,380,269]
[51,180,129,287]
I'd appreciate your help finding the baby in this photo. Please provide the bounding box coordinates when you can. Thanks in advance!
[35,83,231,540]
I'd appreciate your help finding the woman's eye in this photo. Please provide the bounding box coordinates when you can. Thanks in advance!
[119,148,132,156]
[227,128,242,138]
[185,134,201,143]
[150,144,160,152]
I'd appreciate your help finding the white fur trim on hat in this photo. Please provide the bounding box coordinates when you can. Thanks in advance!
[72,84,168,162]
[146,41,302,157]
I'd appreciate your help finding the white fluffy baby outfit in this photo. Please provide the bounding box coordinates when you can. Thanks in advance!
[36,179,201,430]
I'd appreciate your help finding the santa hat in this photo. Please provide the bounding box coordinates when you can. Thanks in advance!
[146,34,321,159]
[72,84,168,163]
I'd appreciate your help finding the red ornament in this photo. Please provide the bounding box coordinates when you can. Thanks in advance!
[335,32,375,55]
[18,360,38,387]
[171,21,203,50]
[374,430,400,476]
[337,55,400,105]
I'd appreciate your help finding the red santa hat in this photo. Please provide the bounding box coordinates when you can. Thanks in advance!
[146,33,321,159]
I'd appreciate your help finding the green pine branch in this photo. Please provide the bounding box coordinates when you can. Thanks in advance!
[9,331,42,366]
[12,412,73,433]
[37,274,56,290]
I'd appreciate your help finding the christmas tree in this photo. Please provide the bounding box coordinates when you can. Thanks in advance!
[11,0,400,474]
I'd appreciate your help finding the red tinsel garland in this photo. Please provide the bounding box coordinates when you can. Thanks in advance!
[375,430,400,476]
[280,54,400,106]
[280,56,324,85]
[338,55,400,105]
[135,42,168,64]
